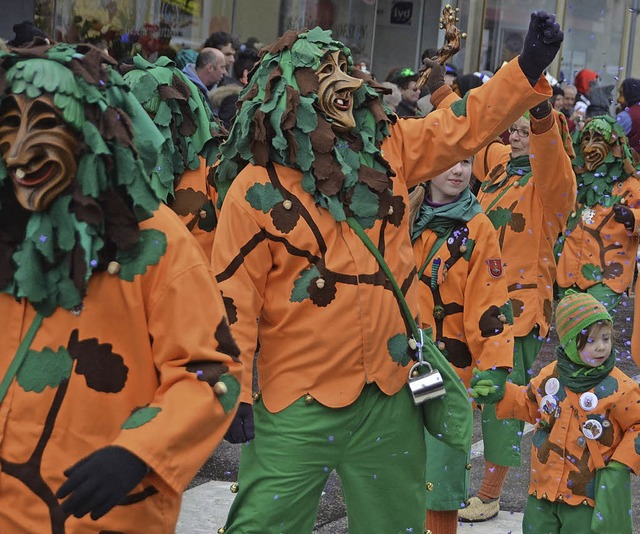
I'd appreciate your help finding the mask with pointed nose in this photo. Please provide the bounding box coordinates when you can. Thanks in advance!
[315,51,363,134]
[0,94,79,211]
[580,129,608,171]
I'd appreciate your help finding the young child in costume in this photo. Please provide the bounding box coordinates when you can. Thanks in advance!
[212,12,562,533]
[409,159,514,534]
[0,43,242,532]
[471,290,640,533]
[556,114,640,315]
[456,103,576,522]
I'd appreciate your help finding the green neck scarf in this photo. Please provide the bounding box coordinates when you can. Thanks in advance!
[411,187,482,243]
[482,155,531,194]
[555,345,615,393]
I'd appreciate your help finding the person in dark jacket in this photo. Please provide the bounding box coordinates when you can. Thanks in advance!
[616,77,640,155]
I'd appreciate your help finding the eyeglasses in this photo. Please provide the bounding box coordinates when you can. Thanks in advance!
[508,126,529,138]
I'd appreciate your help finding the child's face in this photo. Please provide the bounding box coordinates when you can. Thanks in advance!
[578,323,613,367]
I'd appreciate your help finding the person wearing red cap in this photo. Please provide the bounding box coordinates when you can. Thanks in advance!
[573,68,599,119]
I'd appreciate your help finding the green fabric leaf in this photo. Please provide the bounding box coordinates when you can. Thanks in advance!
[291,39,325,68]
[500,300,514,325]
[450,93,469,118]
[387,333,412,366]
[462,238,475,261]
[245,183,284,213]
[197,200,217,232]
[116,229,167,281]
[581,263,603,282]
[349,183,379,218]
[594,375,619,399]
[326,195,347,221]
[487,207,512,229]
[291,265,320,302]
[301,27,334,46]
[217,374,241,413]
[121,406,162,429]
[295,96,318,133]
[17,347,73,393]
[154,101,173,127]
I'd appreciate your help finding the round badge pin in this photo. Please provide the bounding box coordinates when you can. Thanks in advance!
[545,378,560,396]
[540,394,557,414]
[577,436,586,447]
[582,419,603,440]
[579,392,598,411]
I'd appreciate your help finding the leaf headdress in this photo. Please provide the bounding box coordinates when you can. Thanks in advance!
[214,27,398,228]
[0,43,166,316]
[121,55,226,202]
[572,115,640,207]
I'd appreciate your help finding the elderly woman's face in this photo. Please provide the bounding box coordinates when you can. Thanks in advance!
[315,50,363,134]
[0,94,79,211]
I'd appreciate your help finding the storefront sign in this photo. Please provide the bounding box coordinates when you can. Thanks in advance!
[163,0,200,17]
[390,2,413,25]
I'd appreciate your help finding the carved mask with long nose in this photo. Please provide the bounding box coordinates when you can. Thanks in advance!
[315,51,363,134]
[0,94,79,211]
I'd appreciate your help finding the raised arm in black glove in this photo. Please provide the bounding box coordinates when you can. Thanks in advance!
[57,446,148,520]
[613,203,635,231]
[224,401,255,443]
[518,12,564,86]
[421,58,446,95]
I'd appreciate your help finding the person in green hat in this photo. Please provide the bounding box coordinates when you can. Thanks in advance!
[471,290,640,533]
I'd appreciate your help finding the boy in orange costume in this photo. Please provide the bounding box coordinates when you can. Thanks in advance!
[0,43,242,532]
[458,102,576,521]
[409,158,514,533]
[472,290,640,533]
[213,14,562,533]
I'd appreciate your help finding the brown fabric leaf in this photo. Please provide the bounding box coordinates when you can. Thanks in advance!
[70,185,104,226]
[441,337,472,368]
[511,298,525,318]
[478,305,505,338]
[177,99,197,136]
[0,71,6,96]
[358,166,389,193]
[388,194,405,226]
[270,201,300,233]
[242,83,259,102]
[101,107,135,149]
[313,153,345,197]
[172,73,192,100]
[186,361,230,385]
[611,144,623,159]
[368,98,391,124]
[281,86,300,131]
[158,83,187,102]
[169,187,207,216]
[264,64,283,103]
[70,241,88,296]
[70,47,112,87]
[285,130,298,165]
[294,68,319,96]
[263,30,301,56]
[309,116,335,154]
[250,110,270,166]
[98,188,140,250]
[214,317,240,360]
[223,295,238,325]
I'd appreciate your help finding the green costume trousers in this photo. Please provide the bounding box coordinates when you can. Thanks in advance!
[523,495,592,533]
[482,327,543,467]
[223,383,426,534]
[424,430,470,510]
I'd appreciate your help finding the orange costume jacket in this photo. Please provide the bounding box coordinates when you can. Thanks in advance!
[169,156,219,259]
[0,205,242,533]
[496,362,640,506]
[474,114,576,337]
[212,58,551,412]
[412,209,514,388]
[556,176,640,295]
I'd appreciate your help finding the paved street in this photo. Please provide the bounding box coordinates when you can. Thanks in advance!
[178,294,640,533]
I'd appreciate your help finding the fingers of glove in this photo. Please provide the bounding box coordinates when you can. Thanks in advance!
[89,492,123,521]
[59,478,103,518]
[225,422,246,443]
[57,462,93,500]
[422,57,439,69]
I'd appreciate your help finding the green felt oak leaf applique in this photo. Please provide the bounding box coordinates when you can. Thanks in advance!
[17,347,73,393]
[245,183,284,213]
[122,406,162,429]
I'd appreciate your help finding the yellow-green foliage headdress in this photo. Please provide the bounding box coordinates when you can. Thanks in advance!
[214,27,399,228]
[0,43,166,316]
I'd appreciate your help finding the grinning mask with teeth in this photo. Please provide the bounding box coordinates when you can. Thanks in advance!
[315,51,362,134]
[0,94,79,211]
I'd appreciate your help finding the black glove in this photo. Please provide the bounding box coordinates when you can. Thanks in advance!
[422,58,445,95]
[224,402,255,443]
[57,446,148,520]
[613,203,635,231]
[518,12,564,85]
[529,100,552,119]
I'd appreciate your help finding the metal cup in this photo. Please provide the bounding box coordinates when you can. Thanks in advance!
[408,362,446,405]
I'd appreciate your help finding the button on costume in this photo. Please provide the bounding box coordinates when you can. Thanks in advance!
[0,44,241,532]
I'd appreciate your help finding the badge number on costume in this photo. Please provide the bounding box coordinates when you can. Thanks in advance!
[487,259,503,278]
[582,419,603,440]
[579,392,598,411]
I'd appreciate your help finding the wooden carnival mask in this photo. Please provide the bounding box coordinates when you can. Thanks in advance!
[580,129,608,172]
[315,50,363,134]
[0,94,79,211]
